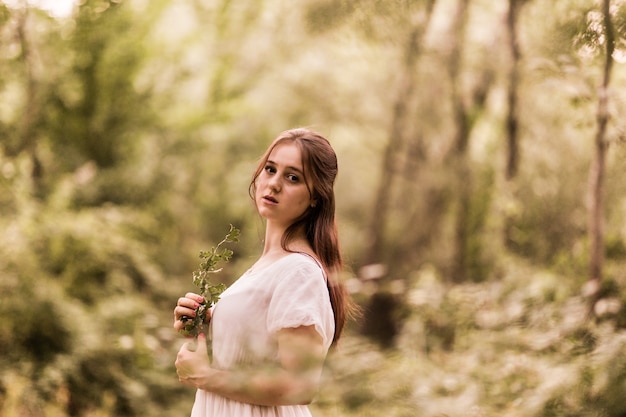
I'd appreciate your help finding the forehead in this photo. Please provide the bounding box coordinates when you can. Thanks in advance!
[267,142,303,169]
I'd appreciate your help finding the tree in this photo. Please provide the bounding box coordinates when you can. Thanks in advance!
[587,0,616,300]
[364,0,438,266]
[505,0,530,180]
[445,0,494,282]
[45,0,158,169]
[0,6,60,192]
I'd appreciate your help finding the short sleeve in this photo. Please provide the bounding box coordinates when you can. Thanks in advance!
[266,256,335,349]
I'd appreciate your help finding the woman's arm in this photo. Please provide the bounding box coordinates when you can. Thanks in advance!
[175,325,326,406]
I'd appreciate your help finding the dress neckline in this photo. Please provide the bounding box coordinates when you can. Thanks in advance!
[245,252,325,279]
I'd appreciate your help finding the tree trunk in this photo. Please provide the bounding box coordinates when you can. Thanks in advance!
[505,0,524,180]
[16,8,43,187]
[364,0,437,266]
[447,0,471,283]
[446,0,493,282]
[362,1,437,350]
[588,0,614,288]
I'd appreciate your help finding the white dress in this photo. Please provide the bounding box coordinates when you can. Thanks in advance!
[189,252,335,417]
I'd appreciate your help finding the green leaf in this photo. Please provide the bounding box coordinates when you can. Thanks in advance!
[184,225,240,338]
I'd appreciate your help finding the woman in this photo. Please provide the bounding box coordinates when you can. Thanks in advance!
[173,128,351,416]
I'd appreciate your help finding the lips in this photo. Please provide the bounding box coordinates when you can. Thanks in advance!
[262,195,278,204]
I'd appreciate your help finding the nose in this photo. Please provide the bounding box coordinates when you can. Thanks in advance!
[268,175,281,192]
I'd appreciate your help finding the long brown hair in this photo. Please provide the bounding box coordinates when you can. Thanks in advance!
[249,128,351,346]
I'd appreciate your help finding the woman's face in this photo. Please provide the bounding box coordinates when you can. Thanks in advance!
[254,142,315,227]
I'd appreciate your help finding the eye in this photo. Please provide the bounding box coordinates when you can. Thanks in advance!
[264,165,277,174]
[286,173,299,183]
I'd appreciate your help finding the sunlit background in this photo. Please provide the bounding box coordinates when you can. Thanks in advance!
[1,0,626,416]
[4,0,76,17]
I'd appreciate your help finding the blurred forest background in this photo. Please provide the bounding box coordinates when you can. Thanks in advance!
[1,0,626,416]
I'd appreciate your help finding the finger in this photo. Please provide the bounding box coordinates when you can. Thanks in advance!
[175,359,192,386]
[173,307,195,325]
[173,320,183,331]
[193,334,206,355]
[178,376,194,387]
[174,296,202,319]
[177,296,198,309]
[185,293,205,304]
[174,304,197,317]
[173,317,195,332]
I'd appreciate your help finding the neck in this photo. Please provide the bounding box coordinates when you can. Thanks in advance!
[246,221,314,274]
[262,225,285,256]
[262,221,308,256]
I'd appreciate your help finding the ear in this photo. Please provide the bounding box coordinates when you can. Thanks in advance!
[310,199,318,208]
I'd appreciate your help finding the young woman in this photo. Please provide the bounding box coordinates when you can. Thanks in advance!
[173,128,351,417]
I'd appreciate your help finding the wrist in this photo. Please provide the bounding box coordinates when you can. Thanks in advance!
[192,362,217,391]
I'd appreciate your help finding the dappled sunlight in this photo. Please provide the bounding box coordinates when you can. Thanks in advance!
[312,257,626,417]
[3,0,77,18]
[1,0,626,416]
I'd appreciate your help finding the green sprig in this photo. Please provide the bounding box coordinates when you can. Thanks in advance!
[180,224,240,338]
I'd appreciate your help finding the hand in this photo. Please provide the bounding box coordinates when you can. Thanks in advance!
[173,292,208,333]
[175,333,212,388]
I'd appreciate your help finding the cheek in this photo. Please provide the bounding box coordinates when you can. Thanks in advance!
[253,176,265,194]
[295,192,312,209]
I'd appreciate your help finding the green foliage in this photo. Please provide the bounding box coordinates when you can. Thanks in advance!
[60,1,145,167]
[1,0,626,416]
[0,287,73,365]
[313,258,626,417]
[305,0,357,33]
[463,164,496,283]
[504,154,589,267]
[574,0,626,59]
[181,225,240,338]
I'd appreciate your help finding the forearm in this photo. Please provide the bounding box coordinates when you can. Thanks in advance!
[192,365,321,406]
[176,327,327,406]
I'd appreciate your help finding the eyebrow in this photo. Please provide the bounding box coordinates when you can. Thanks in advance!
[266,159,305,176]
